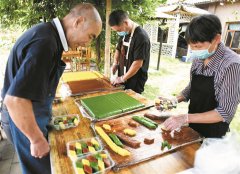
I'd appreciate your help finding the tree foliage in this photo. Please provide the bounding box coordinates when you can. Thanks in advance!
[0,0,166,70]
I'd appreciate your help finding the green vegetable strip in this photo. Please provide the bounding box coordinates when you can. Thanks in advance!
[109,133,124,147]
[142,117,158,127]
[132,116,157,129]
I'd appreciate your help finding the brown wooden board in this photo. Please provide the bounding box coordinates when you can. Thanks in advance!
[67,78,123,96]
[56,71,123,97]
[75,90,154,121]
[91,110,203,171]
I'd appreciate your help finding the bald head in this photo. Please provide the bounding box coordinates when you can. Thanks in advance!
[68,3,102,24]
[62,3,102,49]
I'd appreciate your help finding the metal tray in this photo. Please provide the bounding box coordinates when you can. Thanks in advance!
[75,90,154,122]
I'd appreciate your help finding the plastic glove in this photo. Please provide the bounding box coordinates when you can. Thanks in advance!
[112,76,125,86]
[111,63,118,75]
[163,114,188,131]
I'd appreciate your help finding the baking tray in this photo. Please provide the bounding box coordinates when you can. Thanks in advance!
[90,110,203,171]
[75,90,154,122]
[56,71,124,97]
[68,78,124,97]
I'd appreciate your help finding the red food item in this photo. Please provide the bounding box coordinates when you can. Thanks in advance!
[144,137,155,144]
[86,141,92,146]
[103,158,111,168]
[144,113,159,120]
[82,148,89,153]
[83,165,92,174]
[128,120,138,127]
[63,120,67,124]
[69,145,75,151]
[86,155,98,163]
[115,132,141,148]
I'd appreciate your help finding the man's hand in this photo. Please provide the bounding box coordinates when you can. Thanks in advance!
[163,114,188,131]
[30,136,50,158]
[111,63,118,75]
[111,76,125,86]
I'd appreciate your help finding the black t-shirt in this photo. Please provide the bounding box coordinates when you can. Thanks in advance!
[1,21,63,102]
[116,26,150,93]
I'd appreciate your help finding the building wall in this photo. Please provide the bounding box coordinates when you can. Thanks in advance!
[197,2,240,38]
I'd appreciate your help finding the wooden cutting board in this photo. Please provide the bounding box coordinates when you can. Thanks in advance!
[92,110,203,171]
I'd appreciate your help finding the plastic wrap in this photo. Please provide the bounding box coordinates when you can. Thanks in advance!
[178,132,240,174]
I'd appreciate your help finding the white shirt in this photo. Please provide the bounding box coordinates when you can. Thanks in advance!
[53,17,68,51]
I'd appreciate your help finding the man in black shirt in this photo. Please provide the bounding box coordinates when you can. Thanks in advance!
[1,3,102,174]
[109,10,150,94]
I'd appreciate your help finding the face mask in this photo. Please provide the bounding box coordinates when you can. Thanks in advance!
[117,31,128,37]
[189,44,216,60]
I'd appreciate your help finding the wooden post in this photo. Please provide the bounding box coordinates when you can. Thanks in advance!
[172,13,180,58]
[157,27,163,70]
[104,0,111,78]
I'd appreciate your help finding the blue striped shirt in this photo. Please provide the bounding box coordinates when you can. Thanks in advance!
[181,43,240,124]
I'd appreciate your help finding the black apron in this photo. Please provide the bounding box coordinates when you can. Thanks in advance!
[188,72,229,138]
[117,39,147,94]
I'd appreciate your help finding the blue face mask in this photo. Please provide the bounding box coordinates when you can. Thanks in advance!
[117,31,128,37]
[189,44,216,60]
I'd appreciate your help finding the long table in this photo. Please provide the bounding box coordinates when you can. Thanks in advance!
[49,91,200,174]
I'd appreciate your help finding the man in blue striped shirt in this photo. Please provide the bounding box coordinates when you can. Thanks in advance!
[163,14,240,138]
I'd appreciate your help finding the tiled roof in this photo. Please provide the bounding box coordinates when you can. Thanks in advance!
[184,0,221,4]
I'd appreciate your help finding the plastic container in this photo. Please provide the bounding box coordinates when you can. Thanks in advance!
[67,137,103,161]
[51,114,80,130]
[73,150,115,174]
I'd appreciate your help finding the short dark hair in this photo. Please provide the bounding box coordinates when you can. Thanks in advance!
[108,10,129,26]
[185,14,222,44]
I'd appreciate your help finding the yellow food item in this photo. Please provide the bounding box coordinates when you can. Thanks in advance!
[91,138,99,146]
[59,122,65,129]
[98,159,105,171]
[160,124,167,131]
[95,126,130,156]
[102,124,111,131]
[62,71,103,82]
[76,168,85,174]
[155,98,161,105]
[82,159,90,166]
[88,146,96,153]
[74,118,79,126]
[69,150,76,158]
[100,153,107,159]
[75,142,82,150]
[123,128,136,136]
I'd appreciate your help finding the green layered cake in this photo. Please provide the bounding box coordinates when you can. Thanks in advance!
[81,92,145,119]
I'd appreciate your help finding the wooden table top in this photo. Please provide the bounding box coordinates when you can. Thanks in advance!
[49,91,201,174]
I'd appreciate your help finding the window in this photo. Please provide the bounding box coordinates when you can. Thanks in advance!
[225,22,240,53]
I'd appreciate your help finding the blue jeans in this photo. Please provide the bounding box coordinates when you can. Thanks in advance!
[9,117,51,174]
[2,103,52,174]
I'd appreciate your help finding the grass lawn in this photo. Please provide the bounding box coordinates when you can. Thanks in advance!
[142,53,240,132]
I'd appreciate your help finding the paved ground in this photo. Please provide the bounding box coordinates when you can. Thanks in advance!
[0,138,21,174]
